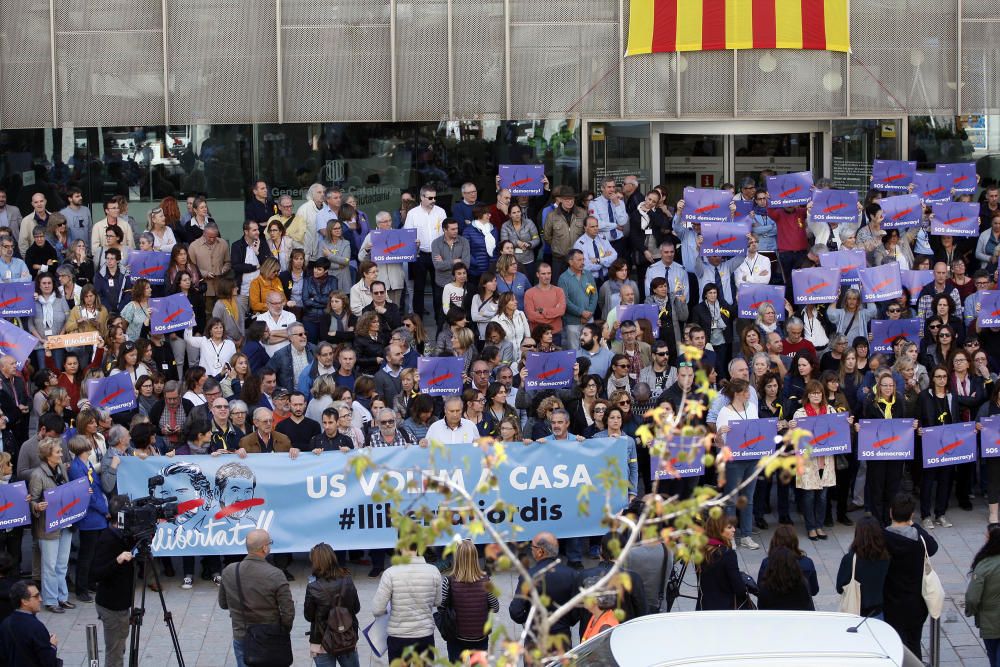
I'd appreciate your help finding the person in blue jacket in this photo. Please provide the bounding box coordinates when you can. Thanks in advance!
[0,580,60,666]
[67,434,108,604]
[464,205,499,288]
[301,257,337,341]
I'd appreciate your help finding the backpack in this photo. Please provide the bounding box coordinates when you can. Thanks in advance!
[320,579,358,655]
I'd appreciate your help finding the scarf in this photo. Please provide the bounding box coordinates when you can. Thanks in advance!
[876,394,895,418]
[472,220,496,256]
[38,292,56,330]
[221,297,239,322]
[804,402,829,417]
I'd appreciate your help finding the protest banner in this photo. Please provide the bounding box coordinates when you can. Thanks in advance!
[116,438,628,555]
[524,351,575,391]
[43,331,101,350]
[791,267,840,304]
[922,422,977,469]
[930,202,979,237]
[879,194,921,228]
[810,189,859,225]
[0,318,38,370]
[44,477,89,532]
[737,284,785,320]
[0,481,30,529]
[857,419,914,460]
[149,293,196,335]
[699,219,750,257]
[0,281,35,317]
[900,269,934,304]
[370,229,419,263]
[650,435,704,479]
[418,357,464,396]
[858,263,903,303]
[870,318,922,355]
[615,304,661,337]
[937,162,977,194]
[127,251,170,285]
[872,159,917,191]
[765,171,813,207]
[499,164,545,197]
[682,188,732,224]
[913,172,953,205]
[88,372,137,414]
[726,419,778,460]
[980,416,1000,458]
[795,412,851,456]
[977,291,1000,328]
[819,248,865,285]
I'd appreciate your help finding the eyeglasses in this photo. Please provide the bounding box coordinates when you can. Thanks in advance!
[933,374,948,379]
[423,196,436,201]
[939,333,952,339]
[380,419,396,425]
[654,351,668,356]
[618,400,631,405]
[212,404,229,409]
[372,290,386,295]
[291,332,306,337]
[522,342,536,348]
[473,369,490,375]
[593,407,607,413]
[887,308,901,314]
[615,364,629,369]
[928,324,941,330]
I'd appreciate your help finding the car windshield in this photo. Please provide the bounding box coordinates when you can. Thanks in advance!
[570,629,618,667]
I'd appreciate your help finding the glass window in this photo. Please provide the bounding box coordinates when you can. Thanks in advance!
[588,122,651,192]
[831,119,901,197]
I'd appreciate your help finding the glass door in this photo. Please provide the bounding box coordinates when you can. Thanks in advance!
[732,133,812,186]
[661,133,726,198]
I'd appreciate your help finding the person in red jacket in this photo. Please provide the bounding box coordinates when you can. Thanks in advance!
[768,201,809,292]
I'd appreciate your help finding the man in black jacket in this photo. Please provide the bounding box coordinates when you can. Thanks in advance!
[230,220,272,311]
[93,495,135,667]
[0,579,59,666]
[509,531,578,655]
[883,492,938,661]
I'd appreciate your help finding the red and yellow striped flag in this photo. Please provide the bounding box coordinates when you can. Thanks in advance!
[626,0,849,55]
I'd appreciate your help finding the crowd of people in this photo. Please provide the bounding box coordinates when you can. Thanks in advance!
[2,169,1000,664]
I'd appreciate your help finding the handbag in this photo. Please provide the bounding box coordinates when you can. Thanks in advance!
[838,554,862,615]
[920,536,945,619]
[235,563,293,667]
[434,576,459,642]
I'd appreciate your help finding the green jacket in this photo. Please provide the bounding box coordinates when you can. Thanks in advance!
[966,554,1000,638]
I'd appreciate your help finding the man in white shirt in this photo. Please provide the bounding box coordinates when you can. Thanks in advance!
[90,199,135,258]
[18,193,52,255]
[424,396,479,445]
[256,292,297,355]
[403,184,447,322]
[644,240,690,302]
[573,216,617,282]
[590,177,628,248]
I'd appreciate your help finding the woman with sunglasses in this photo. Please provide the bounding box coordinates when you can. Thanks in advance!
[917,364,961,529]
[605,353,632,397]
[570,374,603,435]
[461,388,489,436]
[931,293,966,344]
[529,396,563,440]
[753,371,791,529]
[481,382,516,439]
[608,389,639,439]
[952,348,987,511]
[45,212,69,262]
[66,239,94,287]
[925,322,957,369]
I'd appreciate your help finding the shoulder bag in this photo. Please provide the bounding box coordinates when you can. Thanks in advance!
[434,575,459,642]
[838,554,862,615]
[235,563,293,667]
[920,536,945,619]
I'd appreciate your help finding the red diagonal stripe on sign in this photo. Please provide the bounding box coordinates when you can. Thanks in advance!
[804,281,830,294]
[937,439,966,456]
[779,186,802,198]
[738,435,765,450]
[427,372,453,386]
[139,265,165,275]
[883,173,907,183]
[176,498,204,514]
[822,203,847,214]
[923,187,946,197]
[872,278,894,292]
[941,217,967,226]
[162,308,185,323]
[99,388,124,405]
[809,430,835,445]
[891,208,913,221]
[213,497,265,520]
[872,435,900,449]
[694,204,720,214]
[536,367,564,380]
[509,177,533,188]
[57,497,80,517]
[382,242,406,254]
[712,236,737,247]
[0,502,14,514]
[0,297,23,308]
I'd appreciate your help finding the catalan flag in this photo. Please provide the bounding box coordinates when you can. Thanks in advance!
[626,0,849,55]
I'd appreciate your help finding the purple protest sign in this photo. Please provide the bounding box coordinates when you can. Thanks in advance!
[796,412,851,456]
[726,418,778,461]
[810,189,859,225]
[651,435,704,480]
[499,164,545,197]
[733,201,753,220]
[913,172,953,205]
[858,419,914,461]
[922,422,977,469]
[858,263,903,303]
[0,318,38,370]
[149,293,196,335]
[930,202,979,237]
[370,229,418,263]
[879,194,921,229]
[766,172,813,207]
[700,219,749,257]
[737,284,785,320]
[44,477,89,532]
[819,249,865,285]
[127,251,170,285]
[616,304,661,338]
[937,162,977,194]
[980,416,1000,459]
[524,350,576,391]
[0,281,34,317]
[900,269,933,304]
[977,291,1000,328]
[90,372,137,414]
[682,188,732,224]
[0,481,30,529]
[791,267,840,305]
[418,357,464,396]
[872,159,917,192]
[870,318,921,355]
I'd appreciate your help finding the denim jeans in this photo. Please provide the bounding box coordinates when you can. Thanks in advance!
[801,488,827,532]
[39,530,73,606]
[314,650,361,667]
[986,637,1000,667]
[233,639,246,667]
[723,460,758,538]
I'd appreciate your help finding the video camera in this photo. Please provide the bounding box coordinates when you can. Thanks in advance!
[118,475,179,546]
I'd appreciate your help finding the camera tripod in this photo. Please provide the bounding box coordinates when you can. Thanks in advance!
[128,539,185,667]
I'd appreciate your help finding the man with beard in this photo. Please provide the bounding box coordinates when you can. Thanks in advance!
[275,391,320,445]
[576,323,613,378]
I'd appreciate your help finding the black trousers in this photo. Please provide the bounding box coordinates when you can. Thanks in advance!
[921,465,954,519]
[387,634,434,662]
[76,529,101,594]
[412,251,435,320]
[866,461,904,525]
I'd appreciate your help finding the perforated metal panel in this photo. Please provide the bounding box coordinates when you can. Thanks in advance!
[738,50,846,116]
[281,26,392,122]
[963,0,1000,20]
[960,21,1000,113]
[452,0,504,117]
[281,0,389,27]
[623,54,674,118]
[167,0,278,125]
[678,51,733,116]
[509,0,614,24]
[0,0,53,129]
[54,0,159,32]
[510,23,618,118]
[849,0,956,115]
[395,0,449,121]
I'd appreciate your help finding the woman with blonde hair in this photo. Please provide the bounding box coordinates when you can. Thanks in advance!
[441,539,498,661]
[393,368,419,420]
[249,257,284,314]
[146,206,177,253]
[30,437,73,612]
[306,375,338,423]
[320,218,352,290]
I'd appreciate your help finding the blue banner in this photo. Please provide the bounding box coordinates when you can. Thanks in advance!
[765,171,813,207]
[0,318,38,370]
[44,477,89,532]
[818,248,864,286]
[858,418,914,461]
[791,267,840,304]
[879,194,921,229]
[524,350,575,391]
[727,418,778,460]
[682,188,732,225]
[937,162,977,194]
[900,269,934,304]
[615,303,661,338]
[930,202,979,238]
[89,372,137,414]
[127,251,170,285]
[370,229,419,263]
[700,219,750,257]
[810,190,859,225]
[736,283,785,320]
[870,318,922,355]
[872,159,917,192]
[650,435,704,479]
[859,263,903,303]
[149,293,196,335]
[0,281,34,317]
[913,172,953,205]
[417,357,464,396]
[796,412,851,456]
[499,164,545,197]
[977,291,1000,328]
[922,422,977,469]
[980,416,1000,459]
[115,439,628,555]
[0,481,30,529]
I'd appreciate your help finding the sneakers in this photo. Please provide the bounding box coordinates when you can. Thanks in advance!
[936,515,954,528]
[738,536,761,550]
[922,517,935,530]
[181,576,193,590]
